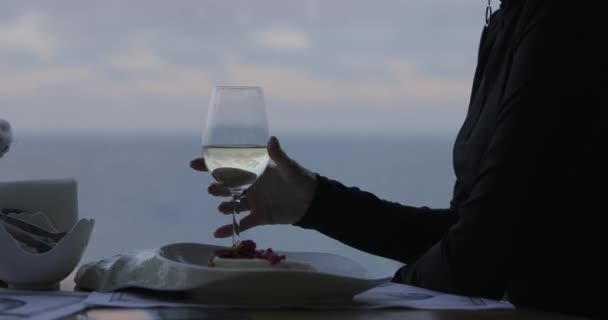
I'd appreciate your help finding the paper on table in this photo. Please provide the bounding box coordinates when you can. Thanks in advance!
[0,288,88,320]
[83,283,514,311]
[350,282,514,310]
[0,283,514,320]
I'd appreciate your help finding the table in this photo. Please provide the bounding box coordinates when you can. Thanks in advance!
[65,309,589,320]
[56,274,589,320]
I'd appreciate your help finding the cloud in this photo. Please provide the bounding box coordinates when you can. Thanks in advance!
[250,27,311,50]
[0,66,93,97]
[105,48,213,98]
[224,58,469,106]
[0,48,213,99]
[109,48,170,71]
[0,0,481,134]
[0,12,58,59]
[1,47,468,105]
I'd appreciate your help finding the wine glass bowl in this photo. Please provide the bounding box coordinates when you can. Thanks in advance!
[202,86,269,244]
[204,146,269,194]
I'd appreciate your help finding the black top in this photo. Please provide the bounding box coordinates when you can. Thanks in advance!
[296,0,606,317]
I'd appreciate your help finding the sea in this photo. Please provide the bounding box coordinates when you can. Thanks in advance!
[0,132,456,276]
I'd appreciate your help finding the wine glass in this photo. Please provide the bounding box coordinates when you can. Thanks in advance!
[202,86,270,245]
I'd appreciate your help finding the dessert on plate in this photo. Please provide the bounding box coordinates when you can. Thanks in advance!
[208,240,315,271]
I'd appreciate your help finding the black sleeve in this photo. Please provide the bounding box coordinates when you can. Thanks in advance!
[296,176,458,264]
[399,2,604,300]
[403,81,557,298]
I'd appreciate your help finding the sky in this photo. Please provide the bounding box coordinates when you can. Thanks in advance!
[0,1,486,135]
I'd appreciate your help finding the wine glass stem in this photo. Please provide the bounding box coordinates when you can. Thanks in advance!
[232,193,241,246]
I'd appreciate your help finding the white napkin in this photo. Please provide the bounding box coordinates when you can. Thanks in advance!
[0,119,12,158]
[0,179,78,232]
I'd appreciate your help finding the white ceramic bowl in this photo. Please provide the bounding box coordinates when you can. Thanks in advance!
[0,213,95,289]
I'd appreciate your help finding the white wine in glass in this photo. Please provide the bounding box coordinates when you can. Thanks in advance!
[202,86,269,245]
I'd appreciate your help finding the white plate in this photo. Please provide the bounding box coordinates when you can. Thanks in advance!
[74,243,391,304]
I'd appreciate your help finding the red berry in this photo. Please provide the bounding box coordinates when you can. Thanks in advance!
[210,240,286,266]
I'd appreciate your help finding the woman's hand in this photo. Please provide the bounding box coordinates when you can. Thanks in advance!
[190,136,318,238]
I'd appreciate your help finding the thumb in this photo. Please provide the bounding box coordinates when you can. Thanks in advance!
[267,136,296,171]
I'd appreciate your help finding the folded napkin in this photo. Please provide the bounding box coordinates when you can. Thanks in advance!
[0,211,67,253]
[0,179,78,232]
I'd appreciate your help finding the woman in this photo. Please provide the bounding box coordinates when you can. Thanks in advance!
[191,1,605,317]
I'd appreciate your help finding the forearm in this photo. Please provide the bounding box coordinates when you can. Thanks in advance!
[296,175,457,263]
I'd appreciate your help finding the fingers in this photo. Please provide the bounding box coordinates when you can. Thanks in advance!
[267,136,296,170]
[238,215,260,233]
[213,224,233,238]
[190,158,208,172]
[213,214,260,238]
[217,198,251,214]
[208,183,231,197]
[192,158,228,196]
